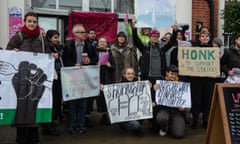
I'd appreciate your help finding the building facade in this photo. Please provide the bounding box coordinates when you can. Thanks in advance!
[0,0,225,48]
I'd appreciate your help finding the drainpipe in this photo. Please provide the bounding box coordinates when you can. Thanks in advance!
[208,0,214,37]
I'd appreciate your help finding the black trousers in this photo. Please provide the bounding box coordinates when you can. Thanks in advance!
[52,78,62,120]
[190,77,215,123]
[16,127,39,144]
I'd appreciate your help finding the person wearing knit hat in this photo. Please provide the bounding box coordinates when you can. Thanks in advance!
[212,37,223,47]
[212,37,224,57]
[132,22,179,136]
[149,29,160,37]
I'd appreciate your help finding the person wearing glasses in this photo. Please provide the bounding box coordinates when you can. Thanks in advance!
[62,24,98,134]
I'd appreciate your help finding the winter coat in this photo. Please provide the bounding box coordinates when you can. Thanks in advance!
[49,43,63,72]
[111,43,138,82]
[221,47,240,75]
[62,39,98,67]
[132,28,177,77]
[7,31,51,53]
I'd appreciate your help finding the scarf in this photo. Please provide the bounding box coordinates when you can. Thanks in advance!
[165,75,179,81]
[21,25,40,37]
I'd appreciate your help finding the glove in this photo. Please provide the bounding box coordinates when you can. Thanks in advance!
[12,61,47,125]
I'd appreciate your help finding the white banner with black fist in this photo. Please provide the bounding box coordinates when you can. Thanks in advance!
[0,50,54,125]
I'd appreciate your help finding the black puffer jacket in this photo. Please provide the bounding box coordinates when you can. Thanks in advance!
[221,47,240,75]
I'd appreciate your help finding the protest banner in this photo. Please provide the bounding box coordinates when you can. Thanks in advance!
[155,80,191,108]
[135,0,176,28]
[103,81,152,124]
[68,11,118,42]
[178,47,220,77]
[0,50,54,125]
[61,65,100,102]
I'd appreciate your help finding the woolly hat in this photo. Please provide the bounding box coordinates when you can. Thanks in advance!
[213,37,223,47]
[149,29,160,37]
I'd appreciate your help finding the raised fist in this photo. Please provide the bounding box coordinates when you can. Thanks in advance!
[12,61,47,125]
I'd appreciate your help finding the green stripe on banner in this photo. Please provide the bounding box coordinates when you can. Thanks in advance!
[0,109,52,125]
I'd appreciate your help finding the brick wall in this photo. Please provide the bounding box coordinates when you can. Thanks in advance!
[192,0,219,40]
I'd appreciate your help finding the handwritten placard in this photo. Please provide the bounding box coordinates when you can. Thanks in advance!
[155,80,191,108]
[103,81,152,124]
[178,47,220,77]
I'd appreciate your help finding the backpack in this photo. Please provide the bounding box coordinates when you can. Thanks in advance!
[17,31,45,53]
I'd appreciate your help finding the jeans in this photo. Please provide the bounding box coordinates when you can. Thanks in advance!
[68,99,87,130]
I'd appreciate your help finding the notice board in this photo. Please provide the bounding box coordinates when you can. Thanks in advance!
[206,83,240,144]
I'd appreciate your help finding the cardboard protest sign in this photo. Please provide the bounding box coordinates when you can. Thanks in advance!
[155,80,191,108]
[0,50,54,125]
[61,65,100,102]
[103,81,152,124]
[178,47,220,77]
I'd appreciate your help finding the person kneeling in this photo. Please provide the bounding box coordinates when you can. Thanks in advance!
[153,65,186,138]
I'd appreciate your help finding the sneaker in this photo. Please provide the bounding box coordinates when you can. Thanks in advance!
[76,126,87,133]
[159,129,167,136]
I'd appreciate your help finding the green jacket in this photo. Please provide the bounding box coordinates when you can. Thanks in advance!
[125,23,150,44]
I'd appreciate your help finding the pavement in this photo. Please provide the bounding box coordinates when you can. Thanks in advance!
[0,110,206,144]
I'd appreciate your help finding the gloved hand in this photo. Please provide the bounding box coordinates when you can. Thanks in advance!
[12,61,47,125]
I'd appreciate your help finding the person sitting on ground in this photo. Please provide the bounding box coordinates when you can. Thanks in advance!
[153,65,186,138]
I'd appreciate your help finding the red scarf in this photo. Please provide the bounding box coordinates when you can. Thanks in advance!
[21,25,40,37]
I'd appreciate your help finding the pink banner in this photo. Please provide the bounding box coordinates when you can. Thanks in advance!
[9,7,23,39]
[68,12,118,42]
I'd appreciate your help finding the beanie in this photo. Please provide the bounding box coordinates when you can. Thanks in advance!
[213,37,223,47]
[149,29,160,37]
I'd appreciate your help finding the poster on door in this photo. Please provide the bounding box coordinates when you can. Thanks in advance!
[9,7,23,39]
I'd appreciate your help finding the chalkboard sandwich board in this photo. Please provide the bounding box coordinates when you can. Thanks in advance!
[206,83,240,144]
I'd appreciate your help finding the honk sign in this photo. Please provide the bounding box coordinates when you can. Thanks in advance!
[178,47,220,77]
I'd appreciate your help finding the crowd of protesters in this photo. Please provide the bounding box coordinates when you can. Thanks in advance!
[3,11,240,144]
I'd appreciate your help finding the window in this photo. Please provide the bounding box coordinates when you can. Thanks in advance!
[59,0,82,10]
[89,0,111,12]
[114,0,134,14]
[31,0,56,9]
[31,0,134,14]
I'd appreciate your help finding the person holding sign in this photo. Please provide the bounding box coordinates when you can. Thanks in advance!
[62,24,98,134]
[153,65,185,138]
[190,31,215,129]
[6,12,52,144]
[115,67,144,137]
[96,37,116,125]
[221,33,240,83]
